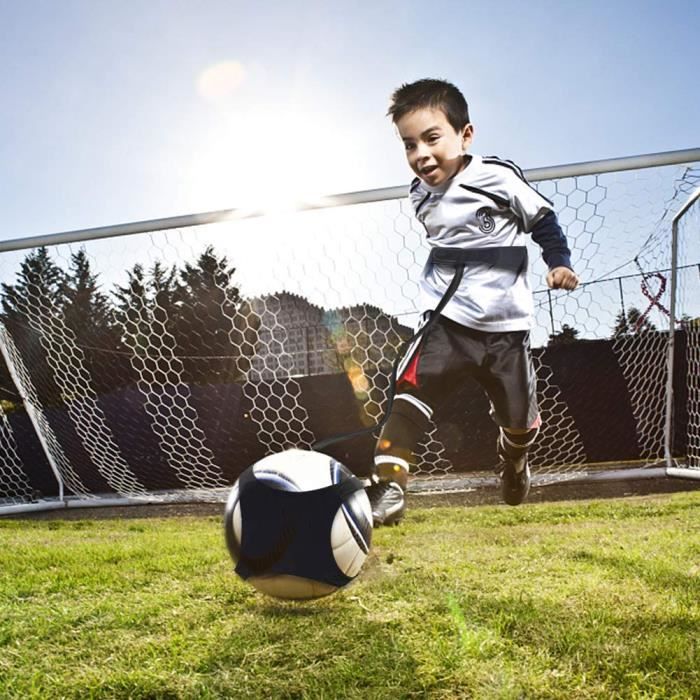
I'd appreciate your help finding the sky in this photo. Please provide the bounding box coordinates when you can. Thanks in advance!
[0,0,698,242]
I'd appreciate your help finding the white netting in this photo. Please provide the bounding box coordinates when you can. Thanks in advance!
[0,400,33,504]
[118,272,225,489]
[0,156,698,507]
[246,295,315,452]
[9,275,146,495]
[0,323,90,497]
[531,164,699,471]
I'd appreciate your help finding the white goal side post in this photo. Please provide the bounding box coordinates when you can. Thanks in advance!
[665,185,700,480]
[0,148,699,514]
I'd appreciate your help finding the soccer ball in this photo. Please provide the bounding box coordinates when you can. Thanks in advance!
[224,449,373,600]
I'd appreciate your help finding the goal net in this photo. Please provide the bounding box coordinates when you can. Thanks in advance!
[0,151,698,510]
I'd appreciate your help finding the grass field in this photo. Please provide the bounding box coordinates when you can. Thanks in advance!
[1,491,699,699]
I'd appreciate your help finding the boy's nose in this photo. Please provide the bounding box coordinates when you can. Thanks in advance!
[415,142,431,159]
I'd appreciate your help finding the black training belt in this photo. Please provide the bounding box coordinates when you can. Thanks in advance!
[312,246,527,451]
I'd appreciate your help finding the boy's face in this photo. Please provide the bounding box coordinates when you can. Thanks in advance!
[396,107,473,187]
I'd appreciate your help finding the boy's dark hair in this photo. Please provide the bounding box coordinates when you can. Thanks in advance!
[387,79,470,132]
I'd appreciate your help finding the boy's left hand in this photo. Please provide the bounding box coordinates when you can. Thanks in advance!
[547,266,579,290]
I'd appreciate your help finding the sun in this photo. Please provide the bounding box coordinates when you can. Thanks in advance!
[188,103,349,215]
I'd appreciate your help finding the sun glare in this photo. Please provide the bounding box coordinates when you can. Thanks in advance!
[188,103,349,214]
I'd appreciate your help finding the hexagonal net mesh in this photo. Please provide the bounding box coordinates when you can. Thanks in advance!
[0,154,698,508]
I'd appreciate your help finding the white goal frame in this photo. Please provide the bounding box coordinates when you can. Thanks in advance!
[0,147,699,515]
[665,185,700,480]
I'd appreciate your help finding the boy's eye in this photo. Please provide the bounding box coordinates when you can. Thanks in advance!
[404,142,415,151]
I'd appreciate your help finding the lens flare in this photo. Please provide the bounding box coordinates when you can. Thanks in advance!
[197,61,247,102]
[346,363,369,396]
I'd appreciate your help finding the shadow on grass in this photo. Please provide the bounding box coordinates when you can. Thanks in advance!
[254,601,332,617]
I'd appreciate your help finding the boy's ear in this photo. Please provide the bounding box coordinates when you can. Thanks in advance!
[461,123,474,148]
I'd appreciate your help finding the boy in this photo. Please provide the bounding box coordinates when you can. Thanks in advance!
[366,78,579,526]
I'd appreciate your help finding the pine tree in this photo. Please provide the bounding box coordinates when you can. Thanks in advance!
[112,251,257,383]
[176,246,241,356]
[113,260,181,335]
[60,248,125,392]
[112,263,151,354]
[61,248,117,344]
[548,323,580,346]
[175,246,258,382]
[1,247,65,324]
[0,247,67,406]
[612,307,657,337]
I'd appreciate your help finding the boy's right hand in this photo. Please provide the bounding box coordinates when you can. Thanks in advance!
[547,266,579,290]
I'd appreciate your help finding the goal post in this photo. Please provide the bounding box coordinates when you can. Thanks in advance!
[0,148,699,514]
[665,186,700,479]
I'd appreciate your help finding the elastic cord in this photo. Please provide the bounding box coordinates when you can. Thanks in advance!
[312,264,464,451]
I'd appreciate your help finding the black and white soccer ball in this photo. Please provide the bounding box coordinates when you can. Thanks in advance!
[224,449,373,600]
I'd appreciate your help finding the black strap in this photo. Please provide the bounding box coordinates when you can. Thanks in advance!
[429,245,527,270]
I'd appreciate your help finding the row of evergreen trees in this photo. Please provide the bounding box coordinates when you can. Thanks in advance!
[1,246,680,354]
[0,245,259,403]
[548,310,658,346]
[2,244,253,355]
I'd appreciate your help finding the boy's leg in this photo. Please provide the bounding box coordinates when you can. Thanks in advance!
[367,314,456,526]
[478,330,540,505]
[368,392,432,526]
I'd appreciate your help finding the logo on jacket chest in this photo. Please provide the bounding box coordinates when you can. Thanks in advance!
[476,207,496,234]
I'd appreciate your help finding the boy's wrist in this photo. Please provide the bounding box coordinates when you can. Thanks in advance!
[547,254,572,270]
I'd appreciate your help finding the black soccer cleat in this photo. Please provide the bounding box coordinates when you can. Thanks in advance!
[366,480,406,527]
[499,457,531,506]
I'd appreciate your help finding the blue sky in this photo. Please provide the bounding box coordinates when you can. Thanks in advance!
[1,0,698,241]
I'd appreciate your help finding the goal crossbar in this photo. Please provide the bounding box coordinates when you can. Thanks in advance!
[1,149,698,255]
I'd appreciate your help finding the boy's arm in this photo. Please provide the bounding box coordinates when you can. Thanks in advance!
[531,211,580,290]
[490,159,579,290]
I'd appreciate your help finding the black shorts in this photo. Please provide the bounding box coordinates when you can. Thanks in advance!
[397,314,540,430]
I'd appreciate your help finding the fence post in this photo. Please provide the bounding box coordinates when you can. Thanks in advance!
[618,277,626,331]
[547,290,555,337]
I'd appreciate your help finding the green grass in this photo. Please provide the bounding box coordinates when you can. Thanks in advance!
[1,492,699,699]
